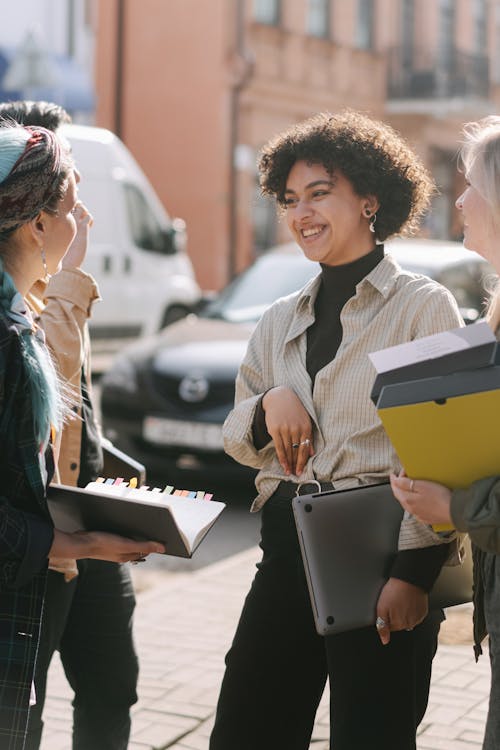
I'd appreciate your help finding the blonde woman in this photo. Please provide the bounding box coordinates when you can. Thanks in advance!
[391,116,500,750]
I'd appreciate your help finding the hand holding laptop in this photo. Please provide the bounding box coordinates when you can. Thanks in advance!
[375,577,429,645]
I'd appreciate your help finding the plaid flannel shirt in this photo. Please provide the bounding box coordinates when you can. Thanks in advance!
[0,314,54,749]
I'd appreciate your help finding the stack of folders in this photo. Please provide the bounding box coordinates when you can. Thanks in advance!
[369,320,500,512]
[47,477,226,559]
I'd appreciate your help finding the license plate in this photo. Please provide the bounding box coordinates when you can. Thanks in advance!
[143,416,224,450]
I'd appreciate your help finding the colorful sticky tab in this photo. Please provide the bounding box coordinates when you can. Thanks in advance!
[96,477,105,483]
[128,477,138,489]
[113,477,124,485]
[104,478,114,485]
[162,485,174,495]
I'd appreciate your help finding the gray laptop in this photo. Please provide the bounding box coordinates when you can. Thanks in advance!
[292,483,473,636]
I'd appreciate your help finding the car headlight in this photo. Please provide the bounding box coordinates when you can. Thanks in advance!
[101,356,139,394]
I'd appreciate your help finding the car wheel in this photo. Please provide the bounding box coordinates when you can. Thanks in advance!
[159,304,191,329]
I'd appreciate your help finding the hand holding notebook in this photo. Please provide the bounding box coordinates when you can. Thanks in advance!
[48,478,226,559]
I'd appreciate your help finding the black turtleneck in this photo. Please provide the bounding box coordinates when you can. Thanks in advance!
[306,245,384,383]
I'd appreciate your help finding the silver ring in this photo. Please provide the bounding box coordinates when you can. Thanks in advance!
[410,479,415,492]
[292,443,300,449]
[300,438,311,446]
[375,616,387,630]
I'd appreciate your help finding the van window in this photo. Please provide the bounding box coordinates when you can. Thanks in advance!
[76,178,115,243]
[123,183,169,253]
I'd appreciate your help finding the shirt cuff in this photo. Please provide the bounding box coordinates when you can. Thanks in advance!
[389,543,450,592]
[12,513,54,589]
[251,394,272,450]
[44,268,101,312]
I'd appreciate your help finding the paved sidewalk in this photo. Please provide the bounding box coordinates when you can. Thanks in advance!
[41,547,491,750]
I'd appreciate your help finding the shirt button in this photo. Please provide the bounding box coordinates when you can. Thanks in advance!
[70,462,78,471]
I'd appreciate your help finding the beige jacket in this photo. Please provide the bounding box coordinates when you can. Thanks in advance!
[28,268,101,485]
[28,268,101,581]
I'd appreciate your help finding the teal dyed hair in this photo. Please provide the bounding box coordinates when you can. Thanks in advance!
[0,258,64,444]
[0,127,30,182]
[0,123,70,443]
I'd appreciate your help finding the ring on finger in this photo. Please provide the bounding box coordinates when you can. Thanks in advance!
[300,438,310,447]
[292,442,300,449]
[375,616,387,630]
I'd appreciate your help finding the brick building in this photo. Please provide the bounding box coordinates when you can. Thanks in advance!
[94,0,500,289]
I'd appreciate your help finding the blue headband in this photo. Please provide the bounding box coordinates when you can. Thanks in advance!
[0,127,31,184]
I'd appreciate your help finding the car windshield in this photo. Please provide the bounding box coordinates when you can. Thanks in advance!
[203,251,319,323]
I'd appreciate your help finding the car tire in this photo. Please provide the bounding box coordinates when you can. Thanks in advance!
[159,304,191,329]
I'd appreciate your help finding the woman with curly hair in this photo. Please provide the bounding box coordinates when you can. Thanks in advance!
[209,111,464,750]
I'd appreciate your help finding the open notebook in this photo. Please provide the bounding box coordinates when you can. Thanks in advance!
[47,479,226,559]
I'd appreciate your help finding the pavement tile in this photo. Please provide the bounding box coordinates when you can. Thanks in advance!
[131,714,199,747]
[40,546,492,750]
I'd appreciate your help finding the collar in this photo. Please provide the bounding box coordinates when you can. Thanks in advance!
[319,244,384,294]
[295,248,402,310]
[287,252,403,345]
[7,292,46,344]
[359,251,402,299]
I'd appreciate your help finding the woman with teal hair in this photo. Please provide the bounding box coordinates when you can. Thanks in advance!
[0,123,165,748]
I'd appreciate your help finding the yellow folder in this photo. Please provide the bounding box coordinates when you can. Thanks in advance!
[379,387,500,529]
[379,387,500,488]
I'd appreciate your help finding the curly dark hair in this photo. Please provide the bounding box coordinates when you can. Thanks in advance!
[258,111,435,242]
[0,99,71,132]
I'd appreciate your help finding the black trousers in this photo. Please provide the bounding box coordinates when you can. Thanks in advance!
[209,495,443,750]
[25,560,138,750]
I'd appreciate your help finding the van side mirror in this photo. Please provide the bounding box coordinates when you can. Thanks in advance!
[161,218,187,256]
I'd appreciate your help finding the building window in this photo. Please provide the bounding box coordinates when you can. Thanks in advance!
[356,0,374,49]
[252,184,277,255]
[401,0,414,66]
[438,0,455,72]
[253,0,280,25]
[307,0,330,38]
[494,2,500,84]
[472,0,487,55]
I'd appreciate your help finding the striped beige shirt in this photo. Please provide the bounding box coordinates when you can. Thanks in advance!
[223,253,464,550]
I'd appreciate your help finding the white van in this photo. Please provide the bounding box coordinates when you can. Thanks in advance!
[60,124,201,338]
